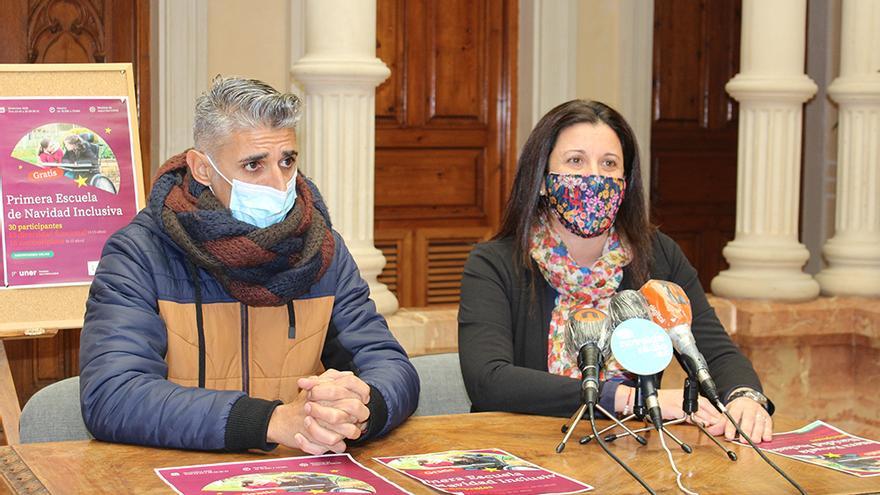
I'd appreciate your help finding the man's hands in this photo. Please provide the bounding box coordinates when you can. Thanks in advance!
[266,369,371,454]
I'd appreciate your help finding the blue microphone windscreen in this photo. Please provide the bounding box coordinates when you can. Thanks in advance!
[610,318,673,375]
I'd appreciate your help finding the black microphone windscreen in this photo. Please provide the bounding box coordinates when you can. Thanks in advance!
[565,308,608,358]
[608,290,651,330]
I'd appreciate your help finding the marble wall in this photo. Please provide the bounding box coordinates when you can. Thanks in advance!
[710,296,880,438]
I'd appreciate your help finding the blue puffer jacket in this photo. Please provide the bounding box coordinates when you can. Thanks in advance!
[79,206,419,451]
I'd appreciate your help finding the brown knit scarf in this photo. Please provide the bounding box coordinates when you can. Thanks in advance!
[148,152,335,306]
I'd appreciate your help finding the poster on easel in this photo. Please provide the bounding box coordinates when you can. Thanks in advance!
[0,96,139,288]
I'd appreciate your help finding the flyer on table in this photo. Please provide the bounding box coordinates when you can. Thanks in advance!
[374,448,593,495]
[0,97,139,288]
[156,453,413,495]
[734,420,880,477]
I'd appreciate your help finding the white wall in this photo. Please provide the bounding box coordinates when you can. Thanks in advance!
[150,0,293,174]
[516,0,578,155]
[516,0,653,195]
[206,0,291,92]
[802,0,841,274]
[574,0,653,199]
[576,0,621,107]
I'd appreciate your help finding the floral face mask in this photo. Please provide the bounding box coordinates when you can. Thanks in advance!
[544,173,626,238]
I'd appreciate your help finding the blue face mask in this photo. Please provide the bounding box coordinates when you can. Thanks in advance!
[205,154,298,228]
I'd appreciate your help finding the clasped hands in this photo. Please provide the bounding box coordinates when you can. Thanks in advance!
[267,369,370,454]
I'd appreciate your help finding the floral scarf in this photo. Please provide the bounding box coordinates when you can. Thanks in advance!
[530,219,630,378]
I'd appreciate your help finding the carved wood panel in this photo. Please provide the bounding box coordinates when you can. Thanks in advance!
[0,0,151,407]
[417,228,492,306]
[424,0,486,124]
[650,0,741,290]
[27,0,107,63]
[375,148,485,217]
[376,0,406,126]
[375,0,516,307]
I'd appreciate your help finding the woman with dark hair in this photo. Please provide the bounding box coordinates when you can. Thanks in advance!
[458,100,773,443]
[61,134,99,165]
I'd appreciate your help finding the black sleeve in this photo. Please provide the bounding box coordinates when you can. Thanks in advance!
[656,234,774,414]
[458,244,581,417]
[224,397,282,451]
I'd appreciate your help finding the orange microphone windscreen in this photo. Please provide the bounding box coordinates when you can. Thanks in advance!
[639,279,692,329]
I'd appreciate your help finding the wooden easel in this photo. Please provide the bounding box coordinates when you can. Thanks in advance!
[0,64,145,444]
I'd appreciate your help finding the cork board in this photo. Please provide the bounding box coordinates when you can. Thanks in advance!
[0,63,144,335]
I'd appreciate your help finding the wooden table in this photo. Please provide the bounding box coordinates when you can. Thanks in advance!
[0,413,877,494]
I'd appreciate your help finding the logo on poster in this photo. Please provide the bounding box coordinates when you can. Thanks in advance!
[49,107,56,113]
[89,106,96,112]
[0,107,5,113]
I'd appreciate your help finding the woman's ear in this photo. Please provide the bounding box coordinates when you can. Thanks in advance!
[187,149,212,186]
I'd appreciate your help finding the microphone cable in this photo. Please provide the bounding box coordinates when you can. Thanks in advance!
[716,402,807,495]
[588,403,657,495]
[658,426,699,495]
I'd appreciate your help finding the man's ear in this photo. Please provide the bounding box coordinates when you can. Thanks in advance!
[187,149,212,186]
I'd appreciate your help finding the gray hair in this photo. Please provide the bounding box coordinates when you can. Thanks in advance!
[193,76,302,153]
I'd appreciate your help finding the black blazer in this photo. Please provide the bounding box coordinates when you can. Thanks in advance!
[457,231,770,417]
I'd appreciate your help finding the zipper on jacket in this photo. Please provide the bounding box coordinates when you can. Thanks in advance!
[240,303,250,394]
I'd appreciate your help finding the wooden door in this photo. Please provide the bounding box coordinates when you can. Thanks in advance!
[374,0,517,307]
[0,0,151,406]
[650,0,741,289]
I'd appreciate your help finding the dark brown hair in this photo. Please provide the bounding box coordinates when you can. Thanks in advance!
[495,99,654,285]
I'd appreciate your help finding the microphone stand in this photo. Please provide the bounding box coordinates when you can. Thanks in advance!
[557,403,588,453]
[558,379,658,494]
[682,376,737,461]
[598,375,694,454]
[579,375,647,445]
[557,380,647,452]
[680,354,804,492]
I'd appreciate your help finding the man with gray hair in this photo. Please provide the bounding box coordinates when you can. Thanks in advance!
[79,76,419,453]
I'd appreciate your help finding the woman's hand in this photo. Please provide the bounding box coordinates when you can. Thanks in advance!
[717,397,773,443]
[616,386,723,427]
[657,388,724,427]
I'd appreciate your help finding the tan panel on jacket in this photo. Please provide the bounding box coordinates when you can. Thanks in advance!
[248,296,333,402]
[158,296,334,403]
[160,301,242,391]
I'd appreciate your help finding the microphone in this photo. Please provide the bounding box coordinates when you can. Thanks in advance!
[566,308,610,407]
[641,280,807,494]
[640,279,721,404]
[607,290,668,430]
[609,314,673,431]
[608,289,652,325]
[562,303,659,495]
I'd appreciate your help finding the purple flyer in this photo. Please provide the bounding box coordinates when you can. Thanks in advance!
[0,97,140,288]
[374,449,593,495]
[734,420,880,477]
[156,453,414,495]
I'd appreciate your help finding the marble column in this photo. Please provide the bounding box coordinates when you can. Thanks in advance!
[711,0,820,301]
[290,0,399,315]
[816,0,880,296]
